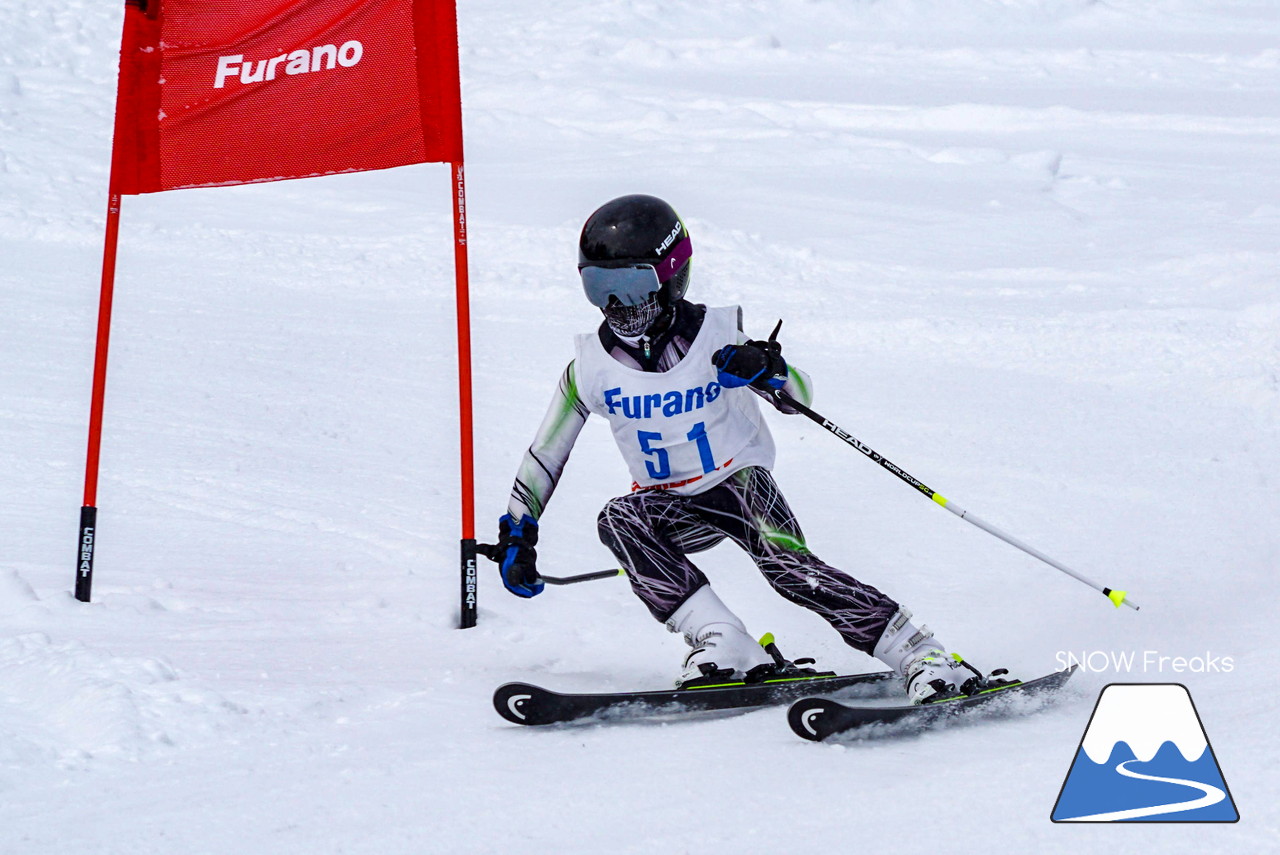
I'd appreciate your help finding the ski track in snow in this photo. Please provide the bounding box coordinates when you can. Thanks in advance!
[2,0,1277,852]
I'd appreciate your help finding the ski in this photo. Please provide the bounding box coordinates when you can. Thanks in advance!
[494,670,897,726]
[788,665,1079,741]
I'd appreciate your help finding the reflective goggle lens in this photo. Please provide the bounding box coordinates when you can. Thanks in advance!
[579,264,662,308]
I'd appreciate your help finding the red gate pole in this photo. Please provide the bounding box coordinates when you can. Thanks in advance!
[76,191,124,602]
[452,161,478,628]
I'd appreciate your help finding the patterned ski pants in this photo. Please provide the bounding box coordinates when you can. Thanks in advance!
[596,466,899,654]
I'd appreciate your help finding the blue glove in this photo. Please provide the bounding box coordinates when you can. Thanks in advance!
[712,339,787,391]
[497,514,544,598]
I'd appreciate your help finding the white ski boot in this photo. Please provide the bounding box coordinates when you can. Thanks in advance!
[666,585,773,688]
[873,607,992,704]
[901,648,984,704]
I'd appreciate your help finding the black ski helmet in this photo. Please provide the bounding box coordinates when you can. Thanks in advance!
[578,194,692,307]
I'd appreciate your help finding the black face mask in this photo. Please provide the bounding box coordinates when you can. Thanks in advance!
[602,292,664,337]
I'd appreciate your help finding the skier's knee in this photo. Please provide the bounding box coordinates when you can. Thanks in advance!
[596,496,637,543]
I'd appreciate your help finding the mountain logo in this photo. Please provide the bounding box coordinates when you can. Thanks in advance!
[1052,683,1238,822]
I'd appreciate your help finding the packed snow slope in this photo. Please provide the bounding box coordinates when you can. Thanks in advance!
[2,1,1277,852]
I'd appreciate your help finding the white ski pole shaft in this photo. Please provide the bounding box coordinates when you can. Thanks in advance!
[776,390,1139,611]
[935,499,1138,610]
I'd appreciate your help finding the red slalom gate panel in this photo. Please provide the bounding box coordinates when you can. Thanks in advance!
[112,0,462,194]
[79,0,469,607]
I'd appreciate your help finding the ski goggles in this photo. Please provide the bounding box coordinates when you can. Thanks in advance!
[580,264,661,308]
[579,238,692,308]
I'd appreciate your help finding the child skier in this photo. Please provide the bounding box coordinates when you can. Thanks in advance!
[495,194,998,704]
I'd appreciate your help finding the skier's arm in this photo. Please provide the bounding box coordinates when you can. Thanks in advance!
[506,361,590,522]
[773,363,813,410]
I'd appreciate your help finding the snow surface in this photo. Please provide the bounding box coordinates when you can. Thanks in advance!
[2,0,1278,852]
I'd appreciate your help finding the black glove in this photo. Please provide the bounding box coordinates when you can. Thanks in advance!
[712,338,787,391]
[497,514,543,598]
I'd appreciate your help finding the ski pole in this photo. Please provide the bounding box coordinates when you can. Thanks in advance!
[542,568,625,586]
[773,389,1139,611]
[475,543,625,587]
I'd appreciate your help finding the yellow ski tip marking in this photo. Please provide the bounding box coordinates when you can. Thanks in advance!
[932,493,948,507]
[1108,589,1127,608]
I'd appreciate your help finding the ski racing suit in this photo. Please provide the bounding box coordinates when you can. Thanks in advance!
[506,300,900,655]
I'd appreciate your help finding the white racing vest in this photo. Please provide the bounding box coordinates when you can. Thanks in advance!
[575,306,776,495]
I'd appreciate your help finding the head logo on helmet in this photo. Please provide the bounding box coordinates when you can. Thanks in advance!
[578,195,693,337]
[655,222,683,256]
